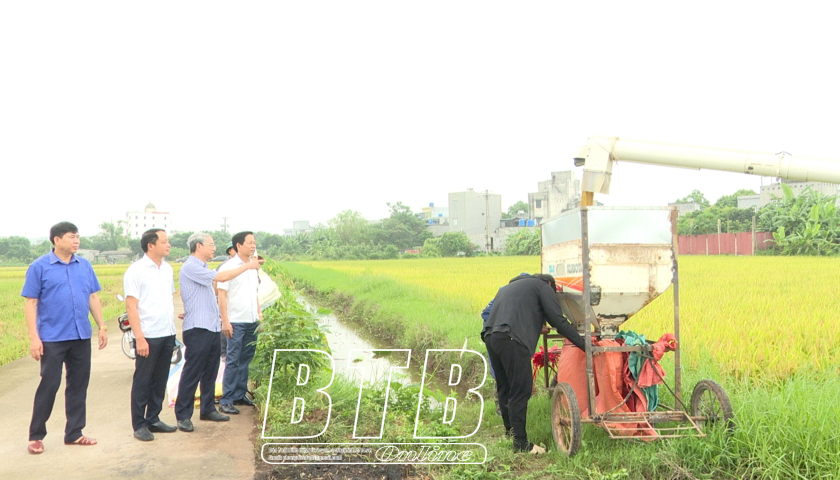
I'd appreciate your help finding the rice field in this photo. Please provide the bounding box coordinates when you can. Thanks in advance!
[285,255,840,478]
[293,255,840,382]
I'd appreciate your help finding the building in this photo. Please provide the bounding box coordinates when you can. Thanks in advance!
[759,180,840,207]
[420,203,449,226]
[283,220,314,236]
[668,201,702,217]
[448,189,502,252]
[126,202,172,239]
[528,171,580,225]
[736,194,761,210]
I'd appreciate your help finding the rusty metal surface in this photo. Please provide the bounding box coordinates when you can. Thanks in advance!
[599,410,705,440]
[581,208,598,417]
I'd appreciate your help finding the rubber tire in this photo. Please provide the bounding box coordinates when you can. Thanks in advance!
[551,382,582,457]
[690,379,735,433]
[121,332,136,360]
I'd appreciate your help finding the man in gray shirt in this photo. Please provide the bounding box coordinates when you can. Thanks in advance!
[174,233,260,433]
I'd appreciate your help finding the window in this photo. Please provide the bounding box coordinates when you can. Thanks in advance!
[535,200,542,208]
[454,219,458,226]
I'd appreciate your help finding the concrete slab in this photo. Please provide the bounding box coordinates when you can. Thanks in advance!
[0,295,256,480]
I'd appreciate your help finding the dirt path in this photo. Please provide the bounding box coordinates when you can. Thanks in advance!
[0,293,257,480]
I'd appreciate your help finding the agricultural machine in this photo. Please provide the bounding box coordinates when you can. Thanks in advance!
[541,136,840,455]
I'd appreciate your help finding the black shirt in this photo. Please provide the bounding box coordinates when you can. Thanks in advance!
[481,275,585,353]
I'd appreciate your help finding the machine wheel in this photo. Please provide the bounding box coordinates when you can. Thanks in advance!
[551,382,582,457]
[690,379,735,433]
[121,332,136,360]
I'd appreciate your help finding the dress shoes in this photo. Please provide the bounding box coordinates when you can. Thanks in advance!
[200,410,231,421]
[148,421,177,433]
[133,427,154,442]
[177,419,194,432]
[233,396,255,407]
[218,404,240,415]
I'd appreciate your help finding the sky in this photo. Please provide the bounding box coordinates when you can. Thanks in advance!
[3,2,840,240]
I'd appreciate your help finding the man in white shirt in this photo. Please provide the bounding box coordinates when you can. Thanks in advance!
[217,231,261,415]
[123,229,178,441]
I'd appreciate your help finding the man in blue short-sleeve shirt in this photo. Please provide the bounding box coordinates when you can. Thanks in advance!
[22,222,108,455]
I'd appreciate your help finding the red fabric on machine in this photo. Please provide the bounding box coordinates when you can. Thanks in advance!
[635,333,677,389]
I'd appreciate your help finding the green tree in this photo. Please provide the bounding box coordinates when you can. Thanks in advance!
[97,221,129,251]
[714,189,757,208]
[758,184,840,255]
[372,201,432,250]
[505,228,540,255]
[0,236,33,263]
[420,237,441,258]
[503,200,529,219]
[328,210,370,245]
[675,189,710,209]
[437,232,477,257]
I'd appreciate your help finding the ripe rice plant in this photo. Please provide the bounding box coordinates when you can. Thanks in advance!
[284,255,840,478]
[293,255,840,382]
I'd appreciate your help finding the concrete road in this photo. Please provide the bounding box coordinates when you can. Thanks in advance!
[0,297,257,480]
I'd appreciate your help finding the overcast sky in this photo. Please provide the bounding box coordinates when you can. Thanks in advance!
[3,2,839,240]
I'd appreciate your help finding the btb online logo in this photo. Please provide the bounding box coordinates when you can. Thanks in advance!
[260,348,488,465]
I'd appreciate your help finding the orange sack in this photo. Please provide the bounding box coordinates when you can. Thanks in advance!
[555,339,654,438]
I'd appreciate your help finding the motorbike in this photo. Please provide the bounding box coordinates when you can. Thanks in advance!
[117,295,184,364]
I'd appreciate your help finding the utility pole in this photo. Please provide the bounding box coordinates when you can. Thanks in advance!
[485,189,491,253]
[221,217,229,234]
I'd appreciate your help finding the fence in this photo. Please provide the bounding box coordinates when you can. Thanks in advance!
[677,232,774,255]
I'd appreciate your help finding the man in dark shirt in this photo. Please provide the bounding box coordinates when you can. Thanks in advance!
[481,273,585,454]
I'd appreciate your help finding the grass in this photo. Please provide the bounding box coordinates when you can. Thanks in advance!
[278,255,840,479]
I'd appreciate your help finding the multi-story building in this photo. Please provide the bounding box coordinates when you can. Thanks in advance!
[284,220,314,236]
[126,202,172,239]
[758,180,840,206]
[528,171,580,225]
[448,189,502,252]
[420,203,449,225]
[667,201,703,217]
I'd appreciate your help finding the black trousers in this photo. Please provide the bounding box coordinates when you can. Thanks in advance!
[130,335,175,431]
[484,332,534,451]
[29,339,91,443]
[175,328,221,420]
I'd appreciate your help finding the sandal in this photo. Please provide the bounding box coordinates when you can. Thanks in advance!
[28,440,44,454]
[65,436,97,446]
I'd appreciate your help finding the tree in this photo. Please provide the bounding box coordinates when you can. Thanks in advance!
[372,201,432,250]
[505,228,540,255]
[328,210,370,245]
[758,184,840,255]
[714,189,757,209]
[0,236,34,263]
[674,189,710,209]
[437,232,477,257]
[97,221,128,251]
[503,200,529,219]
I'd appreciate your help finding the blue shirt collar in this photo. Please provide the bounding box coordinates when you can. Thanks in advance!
[48,249,79,265]
[186,255,208,268]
